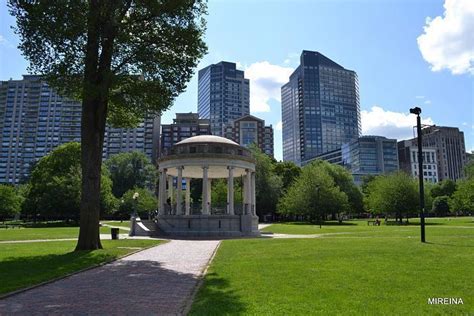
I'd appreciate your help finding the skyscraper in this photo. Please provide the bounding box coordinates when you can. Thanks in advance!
[0,75,160,184]
[281,51,361,166]
[197,61,250,136]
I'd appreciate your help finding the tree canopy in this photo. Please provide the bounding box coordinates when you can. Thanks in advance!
[9,0,207,249]
[118,187,157,219]
[0,185,22,220]
[105,151,157,198]
[278,162,349,222]
[364,172,419,221]
[25,143,116,221]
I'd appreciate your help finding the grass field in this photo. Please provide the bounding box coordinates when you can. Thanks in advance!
[0,239,163,295]
[191,217,474,315]
[101,220,131,229]
[0,226,128,241]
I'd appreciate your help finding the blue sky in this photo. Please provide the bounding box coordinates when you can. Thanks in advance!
[1,0,472,160]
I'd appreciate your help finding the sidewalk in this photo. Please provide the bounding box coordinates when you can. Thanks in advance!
[0,239,220,315]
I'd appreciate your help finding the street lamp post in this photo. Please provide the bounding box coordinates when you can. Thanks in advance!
[410,106,426,243]
[129,192,140,237]
[316,185,321,229]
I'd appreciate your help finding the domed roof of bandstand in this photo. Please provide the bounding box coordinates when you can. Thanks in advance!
[175,135,239,146]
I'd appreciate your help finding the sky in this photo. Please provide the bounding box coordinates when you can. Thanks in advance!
[0,0,473,161]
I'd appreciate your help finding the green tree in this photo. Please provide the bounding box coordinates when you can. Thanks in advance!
[431,195,450,216]
[274,161,301,192]
[313,160,364,216]
[463,160,474,180]
[0,185,21,220]
[278,163,348,223]
[365,172,418,222]
[118,188,158,219]
[449,179,474,214]
[430,179,457,198]
[105,151,157,197]
[248,145,283,217]
[9,0,207,250]
[25,143,117,221]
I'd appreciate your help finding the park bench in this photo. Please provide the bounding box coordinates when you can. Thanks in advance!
[367,220,381,226]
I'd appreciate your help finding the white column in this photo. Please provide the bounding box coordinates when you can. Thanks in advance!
[246,169,252,215]
[227,167,234,215]
[168,176,174,214]
[185,177,191,215]
[251,171,256,216]
[176,167,183,215]
[207,178,212,214]
[159,168,167,215]
[202,166,208,214]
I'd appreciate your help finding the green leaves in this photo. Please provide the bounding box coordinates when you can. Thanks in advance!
[0,185,22,219]
[118,187,157,218]
[25,143,117,219]
[9,0,208,126]
[104,151,157,198]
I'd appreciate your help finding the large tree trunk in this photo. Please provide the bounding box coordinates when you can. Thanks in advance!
[75,0,116,250]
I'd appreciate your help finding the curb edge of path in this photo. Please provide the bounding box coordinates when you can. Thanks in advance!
[181,240,222,315]
[0,239,170,301]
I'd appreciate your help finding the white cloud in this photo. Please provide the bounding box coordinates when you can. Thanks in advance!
[361,106,435,140]
[415,95,425,99]
[462,122,468,126]
[424,100,432,105]
[417,0,474,75]
[244,61,294,112]
[275,121,282,131]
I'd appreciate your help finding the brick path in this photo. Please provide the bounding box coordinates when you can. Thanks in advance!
[0,240,220,315]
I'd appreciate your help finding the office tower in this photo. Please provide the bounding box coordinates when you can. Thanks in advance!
[398,139,439,183]
[418,126,467,181]
[197,61,250,136]
[281,50,361,166]
[341,136,399,184]
[224,114,274,157]
[0,75,159,184]
[160,113,211,156]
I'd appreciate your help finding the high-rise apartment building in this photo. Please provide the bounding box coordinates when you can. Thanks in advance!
[224,114,274,157]
[281,51,361,166]
[0,76,159,184]
[197,61,250,137]
[160,113,211,156]
[398,139,439,183]
[418,126,467,181]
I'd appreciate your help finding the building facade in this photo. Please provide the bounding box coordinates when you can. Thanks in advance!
[0,76,159,184]
[197,61,250,137]
[398,139,438,183]
[417,126,467,181]
[282,50,361,166]
[224,114,274,157]
[341,136,399,184]
[160,113,211,157]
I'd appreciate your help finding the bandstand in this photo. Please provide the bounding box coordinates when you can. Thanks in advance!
[150,135,259,237]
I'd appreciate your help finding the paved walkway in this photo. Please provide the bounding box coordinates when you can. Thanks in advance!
[0,240,220,315]
[0,234,147,244]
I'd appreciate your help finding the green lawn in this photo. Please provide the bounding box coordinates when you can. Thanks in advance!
[191,219,474,315]
[101,220,131,229]
[0,226,128,241]
[261,217,474,235]
[0,239,164,295]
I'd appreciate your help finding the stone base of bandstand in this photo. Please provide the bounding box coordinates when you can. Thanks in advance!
[148,214,260,238]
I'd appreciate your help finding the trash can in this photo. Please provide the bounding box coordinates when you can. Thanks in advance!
[111,228,119,240]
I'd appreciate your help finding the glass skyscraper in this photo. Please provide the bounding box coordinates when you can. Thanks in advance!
[281,51,361,166]
[197,61,250,137]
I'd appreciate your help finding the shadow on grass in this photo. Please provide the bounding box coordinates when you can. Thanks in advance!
[283,221,357,226]
[190,272,246,315]
[0,250,107,295]
[425,241,474,248]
